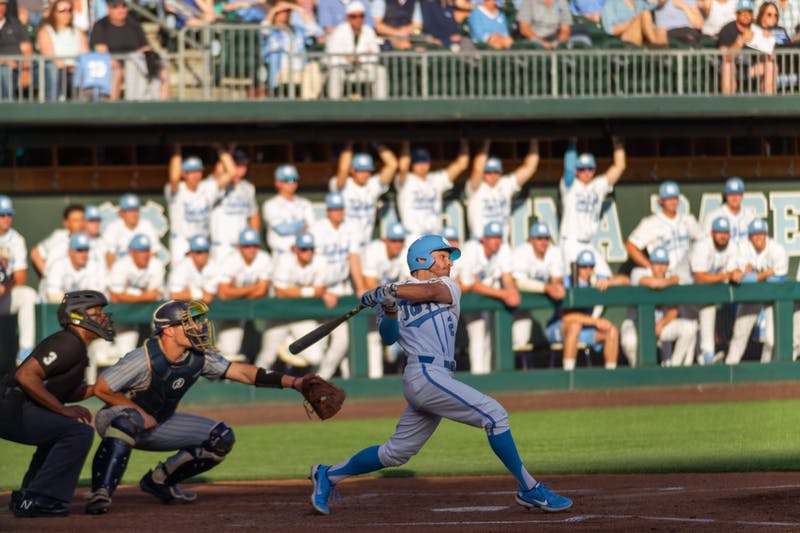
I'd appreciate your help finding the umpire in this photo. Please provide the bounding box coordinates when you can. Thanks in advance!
[0,290,115,518]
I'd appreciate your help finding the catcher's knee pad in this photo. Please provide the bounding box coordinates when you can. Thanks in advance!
[204,422,235,456]
[104,408,145,444]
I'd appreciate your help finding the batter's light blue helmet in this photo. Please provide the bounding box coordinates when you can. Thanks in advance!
[407,234,461,273]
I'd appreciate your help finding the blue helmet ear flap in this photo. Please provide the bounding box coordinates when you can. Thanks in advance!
[407,234,461,273]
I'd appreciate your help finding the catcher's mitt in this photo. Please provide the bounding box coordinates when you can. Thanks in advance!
[301,375,345,420]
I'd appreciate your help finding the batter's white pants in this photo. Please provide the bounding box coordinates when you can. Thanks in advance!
[726,303,773,364]
[621,318,698,367]
[0,285,36,354]
[463,311,491,375]
[317,325,349,380]
[86,327,140,382]
[256,319,323,369]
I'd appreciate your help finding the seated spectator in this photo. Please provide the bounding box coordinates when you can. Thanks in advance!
[317,0,376,41]
[571,0,603,23]
[764,0,800,40]
[89,0,169,100]
[36,0,90,101]
[325,1,388,99]
[261,1,323,99]
[468,0,514,48]
[0,0,33,101]
[223,0,270,22]
[73,0,108,34]
[718,0,776,94]
[517,0,591,48]
[373,0,423,50]
[163,0,219,27]
[601,0,668,46]
[654,0,705,45]
[419,0,474,49]
[16,0,48,26]
[757,1,792,44]
[699,0,736,38]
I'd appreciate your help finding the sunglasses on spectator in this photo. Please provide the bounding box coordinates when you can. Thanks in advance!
[765,11,778,17]
[347,13,365,18]
[56,6,73,12]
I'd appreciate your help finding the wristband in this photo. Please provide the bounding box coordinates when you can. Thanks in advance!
[300,286,314,297]
[290,376,299,389]
[255,367,284,388]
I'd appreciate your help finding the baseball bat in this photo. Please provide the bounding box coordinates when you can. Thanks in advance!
[288,304,366,354]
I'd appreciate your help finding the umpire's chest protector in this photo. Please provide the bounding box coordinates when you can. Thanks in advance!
[131,337,205,423]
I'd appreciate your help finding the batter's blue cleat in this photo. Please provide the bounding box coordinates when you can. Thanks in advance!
[309,464,333,515]
[516,481,572,513]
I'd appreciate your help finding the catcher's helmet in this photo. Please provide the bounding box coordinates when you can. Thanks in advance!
[152,299,216,352]
[406,234,461,273]
[57,290,115,341]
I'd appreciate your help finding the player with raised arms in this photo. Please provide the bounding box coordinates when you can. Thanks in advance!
[309,234,572,515]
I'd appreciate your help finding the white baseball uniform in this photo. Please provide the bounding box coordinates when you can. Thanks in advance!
[559,175,613,277]
[216,249,272,361]
[255,252,326,369]
[164,180,218,264]
[42,256,107,303]
[510,242,563,350]
[726,238,788,364]
[701,204,758,245]
[335,176,390,253]
[394,170,453,239]
[261,194,316,259]
[34,228,69,271]
[102,218,164,264]
[620,266,698,368]
[627,211,703,283]
[457,239,514,374]
[208,178,258,261]
[465,175,519,240]
[167,256,220,300]
[0,227,36,353]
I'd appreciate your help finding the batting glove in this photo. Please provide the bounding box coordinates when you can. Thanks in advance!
[360,283,398,308]
[380,295,399,314]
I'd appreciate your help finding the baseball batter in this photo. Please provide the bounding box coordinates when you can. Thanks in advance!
[84,299,311,514]
[700,177,757,245]
[309,234,572,515]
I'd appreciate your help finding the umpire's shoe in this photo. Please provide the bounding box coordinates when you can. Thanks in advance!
[139,470,197,504]
[516,481,573,513]
[85,489,111,515]
[13,492,69,518]
[309,464,333,515]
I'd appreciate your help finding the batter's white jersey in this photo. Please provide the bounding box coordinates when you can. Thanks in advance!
[310,219,358,295]
[734,238,788,276]
[168,257,220,299]
[511,242,563,283]
[42,256,107,303]
[394,170,453,236]
[164,180,218,241]
[102,219,164,263]
[0,227,29,273]
[701,204,757,245]
[627,211,702,281]
[208,178,258,252]
[218,249,272,288]
[34,229,69,270]
[559,175,613,242]
[335,176,390,250]
[107,255,165,298]
[362,239,408,285]
[271,253,325,289]
[457,239,514,288]
[261,194,316,257]
[465,176,519,240]
[689,238,738,276]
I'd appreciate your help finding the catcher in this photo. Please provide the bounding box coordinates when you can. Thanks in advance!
[85,299,344,514]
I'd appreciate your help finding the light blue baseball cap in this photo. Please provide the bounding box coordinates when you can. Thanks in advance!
[325,192,345,209]
[188,234,210,252]
[484,157,502,173]
[295,232,315,249]
[737,0,754,11]
[85,204,101,221]
[182,156,203,173]
[483,221,503,238]
[650,246,670,264]
[119,193,140,211]
[748,218,768,234]
[576,249,596,267]
[576,153,596,169]
[275,164,299,182]
[352,153,374,172]
[0,195,14,215]
[69,232,91,250]
[529,221,551,238]
[725,177,745,194]
[442,225,459,241]
[129,233,151,251]
[386,222,407,241]
[659,181,680,199]
[239,227,260,246]
[711,216,730,233]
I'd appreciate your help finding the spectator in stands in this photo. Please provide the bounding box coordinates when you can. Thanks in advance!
[756,1,793,44]
[690,216,742,365]
[571,0,603,23]
[317,0,376,40]
[261,1,323,99]
[41,232,106,304]
[725,218,787,364]
[168,233,219,303]
[374,0,423,50]
[395,139,469,242]
[262,163,316,259]
[718,0,776,95]
[222,0,270,22]
[0,195,37,363]
[601,0,668,46]
[31,203,86,278]
[620,246,698,367]
[216,228,272,363]
[208,148,260,261]
[325,1,389,99]
[457,221,520,374]
[699,0,737,38]
[89,0,168,100]
[546,249,628,371]
[73,0,107,34]
[467,0,514,49]
[0,0,33,101]
[36,0,89,101]
[466,138,539,240]
[517,0,591,48]
[102,193,164,268]
[653,0,705,45]
[759,0,800,40]
[418,0,474,49]
[625,180,702,283]
[164,0,219,27]
[700,176,757,245]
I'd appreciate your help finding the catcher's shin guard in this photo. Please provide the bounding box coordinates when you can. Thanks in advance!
[91,437,132,495]
[159,422,235,486]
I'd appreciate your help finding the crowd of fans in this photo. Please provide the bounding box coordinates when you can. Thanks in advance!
[2,0,799,100]
[0,139,798,380]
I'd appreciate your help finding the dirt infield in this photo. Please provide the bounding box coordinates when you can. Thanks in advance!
[2,381,799,532]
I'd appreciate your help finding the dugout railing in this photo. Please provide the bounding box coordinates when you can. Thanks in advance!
[29,281,800,378]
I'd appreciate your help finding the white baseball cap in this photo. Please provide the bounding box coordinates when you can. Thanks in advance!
[345,1,365,14]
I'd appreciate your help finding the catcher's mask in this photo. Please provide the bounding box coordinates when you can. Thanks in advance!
[152,299,216,352]
[57,290,115,341]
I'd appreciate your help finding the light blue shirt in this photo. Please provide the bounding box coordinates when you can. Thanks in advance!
[468,6,510,42]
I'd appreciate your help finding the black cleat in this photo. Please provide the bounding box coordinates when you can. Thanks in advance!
[139,470,197,505]
[13,492,69,518]
[85,489,111,515]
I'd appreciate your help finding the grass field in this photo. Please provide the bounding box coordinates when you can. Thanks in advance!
[2,398,798,492]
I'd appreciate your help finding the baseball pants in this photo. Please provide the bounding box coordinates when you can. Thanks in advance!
[96,406,219,451]
[317,325,349,380]
[463,311,492,375]
[621,318,697,367]
[0,285,37,355]
[256,319,323,368]
[726,303,773,364]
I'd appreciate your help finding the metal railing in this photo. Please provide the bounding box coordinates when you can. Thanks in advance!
[3,24,800,102]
